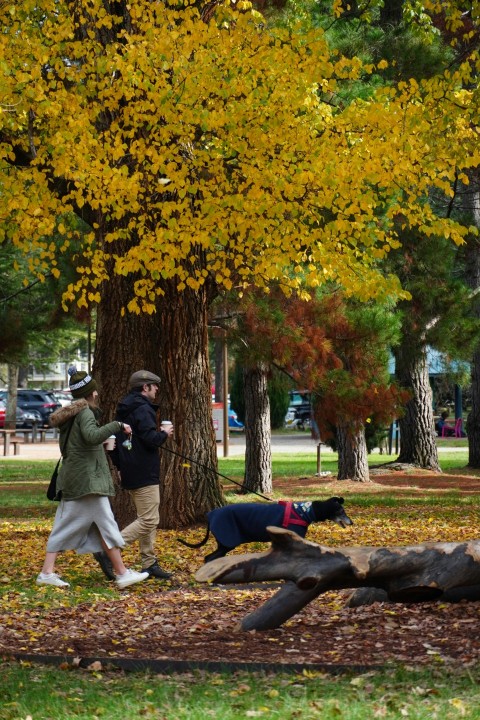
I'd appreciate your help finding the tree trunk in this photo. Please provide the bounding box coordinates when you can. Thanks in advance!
[336,422,370,482]
[93,274,224,529]
[465,170,480,467]
[214,338,224,403]
[156,280,224,528]
[93,274,162,529]
[379,0,404,26]
[196,527,480,630]
[18,367,29,387]
[394,344,440,470]
[468,348,480,467]
[5,364,19,429]
[242,363,272,495]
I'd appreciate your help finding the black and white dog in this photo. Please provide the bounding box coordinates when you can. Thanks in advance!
[178,496,353,563]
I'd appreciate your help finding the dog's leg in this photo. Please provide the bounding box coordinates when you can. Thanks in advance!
[204,544,233,563]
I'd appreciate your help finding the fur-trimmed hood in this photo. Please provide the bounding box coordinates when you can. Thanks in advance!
[49,400,120,501]
[49,398,88,428]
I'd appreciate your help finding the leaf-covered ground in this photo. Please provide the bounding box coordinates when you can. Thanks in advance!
[1,470,480,670]
[4,585,480,670]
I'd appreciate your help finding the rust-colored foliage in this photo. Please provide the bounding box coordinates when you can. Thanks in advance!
[238,288,409,438]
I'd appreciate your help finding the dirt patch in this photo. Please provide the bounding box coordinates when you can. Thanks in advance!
[256,467,480,495]
[374,474,480,492]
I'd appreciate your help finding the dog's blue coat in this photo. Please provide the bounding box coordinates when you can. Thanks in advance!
[207,501,309,548]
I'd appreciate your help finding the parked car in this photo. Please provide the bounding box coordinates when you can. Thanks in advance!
[51,390,73,407]
[0,390,61,428]
[284,390,312,430]
[0,400,41,429]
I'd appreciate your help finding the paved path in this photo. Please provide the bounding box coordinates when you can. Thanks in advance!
[223,435,466,457]
[0,430,466,461]
[0,432,320,461]
[224,432,323,457]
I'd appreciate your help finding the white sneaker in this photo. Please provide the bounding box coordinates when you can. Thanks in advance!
[115,568,149,589]
[36,572,69,587]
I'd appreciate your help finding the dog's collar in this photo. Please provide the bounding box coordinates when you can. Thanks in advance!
[293,501,317,524]
[279,500,308,528]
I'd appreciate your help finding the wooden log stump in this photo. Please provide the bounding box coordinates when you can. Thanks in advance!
[195,527,480,630]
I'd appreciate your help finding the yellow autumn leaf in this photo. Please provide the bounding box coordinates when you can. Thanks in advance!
[0,0,478,311]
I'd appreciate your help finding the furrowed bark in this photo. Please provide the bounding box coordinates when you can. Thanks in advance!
[394,345,440,470]
[242,363,272,495]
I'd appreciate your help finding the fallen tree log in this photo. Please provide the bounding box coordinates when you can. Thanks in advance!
[346,584,480,607]
[195,527,480,631]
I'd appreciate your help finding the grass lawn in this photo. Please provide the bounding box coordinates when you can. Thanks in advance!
[1,451,479,718]
[1,660,480,719]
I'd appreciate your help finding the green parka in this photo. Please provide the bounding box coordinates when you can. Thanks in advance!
[49,399,123,501]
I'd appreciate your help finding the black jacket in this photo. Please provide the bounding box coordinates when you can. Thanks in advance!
[112,391,168,489]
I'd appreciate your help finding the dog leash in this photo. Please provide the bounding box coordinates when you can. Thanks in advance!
[160,444,273,502]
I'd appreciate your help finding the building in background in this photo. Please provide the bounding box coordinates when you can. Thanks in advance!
[0,355,90,390]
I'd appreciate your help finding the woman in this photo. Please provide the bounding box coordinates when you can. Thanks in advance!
[37,366,149,590]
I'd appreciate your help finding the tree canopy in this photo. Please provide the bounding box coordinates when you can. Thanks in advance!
[1,0,478,316]
[0,240,88,367]
[232,286,407,439]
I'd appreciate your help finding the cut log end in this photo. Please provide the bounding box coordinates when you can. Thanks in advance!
[194,551,266,583]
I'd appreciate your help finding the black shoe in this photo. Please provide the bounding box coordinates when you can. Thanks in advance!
[93,551,116,581]
[143,561,172,580]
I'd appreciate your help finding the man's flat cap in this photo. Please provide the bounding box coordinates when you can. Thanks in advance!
[128,370,161,389]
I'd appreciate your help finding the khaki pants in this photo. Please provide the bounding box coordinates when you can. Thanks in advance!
[121,484,160,569]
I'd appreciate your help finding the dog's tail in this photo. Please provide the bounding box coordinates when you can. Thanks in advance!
[177,525,210,549]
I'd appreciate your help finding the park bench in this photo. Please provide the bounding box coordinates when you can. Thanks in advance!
[0,430,24,455]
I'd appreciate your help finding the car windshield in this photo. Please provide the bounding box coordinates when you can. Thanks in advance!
[289,392,309,405]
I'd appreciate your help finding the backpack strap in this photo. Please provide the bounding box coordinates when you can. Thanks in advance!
[60,417,75,457]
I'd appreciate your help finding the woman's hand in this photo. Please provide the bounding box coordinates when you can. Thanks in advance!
[120,422,132,435]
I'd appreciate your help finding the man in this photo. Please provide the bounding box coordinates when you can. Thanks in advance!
[94,370,174,581]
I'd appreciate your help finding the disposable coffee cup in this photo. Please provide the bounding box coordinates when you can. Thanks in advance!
[161,420,173,431]
[104,435,116,451]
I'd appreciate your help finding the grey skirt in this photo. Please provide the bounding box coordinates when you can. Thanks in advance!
[46,495,125,554]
